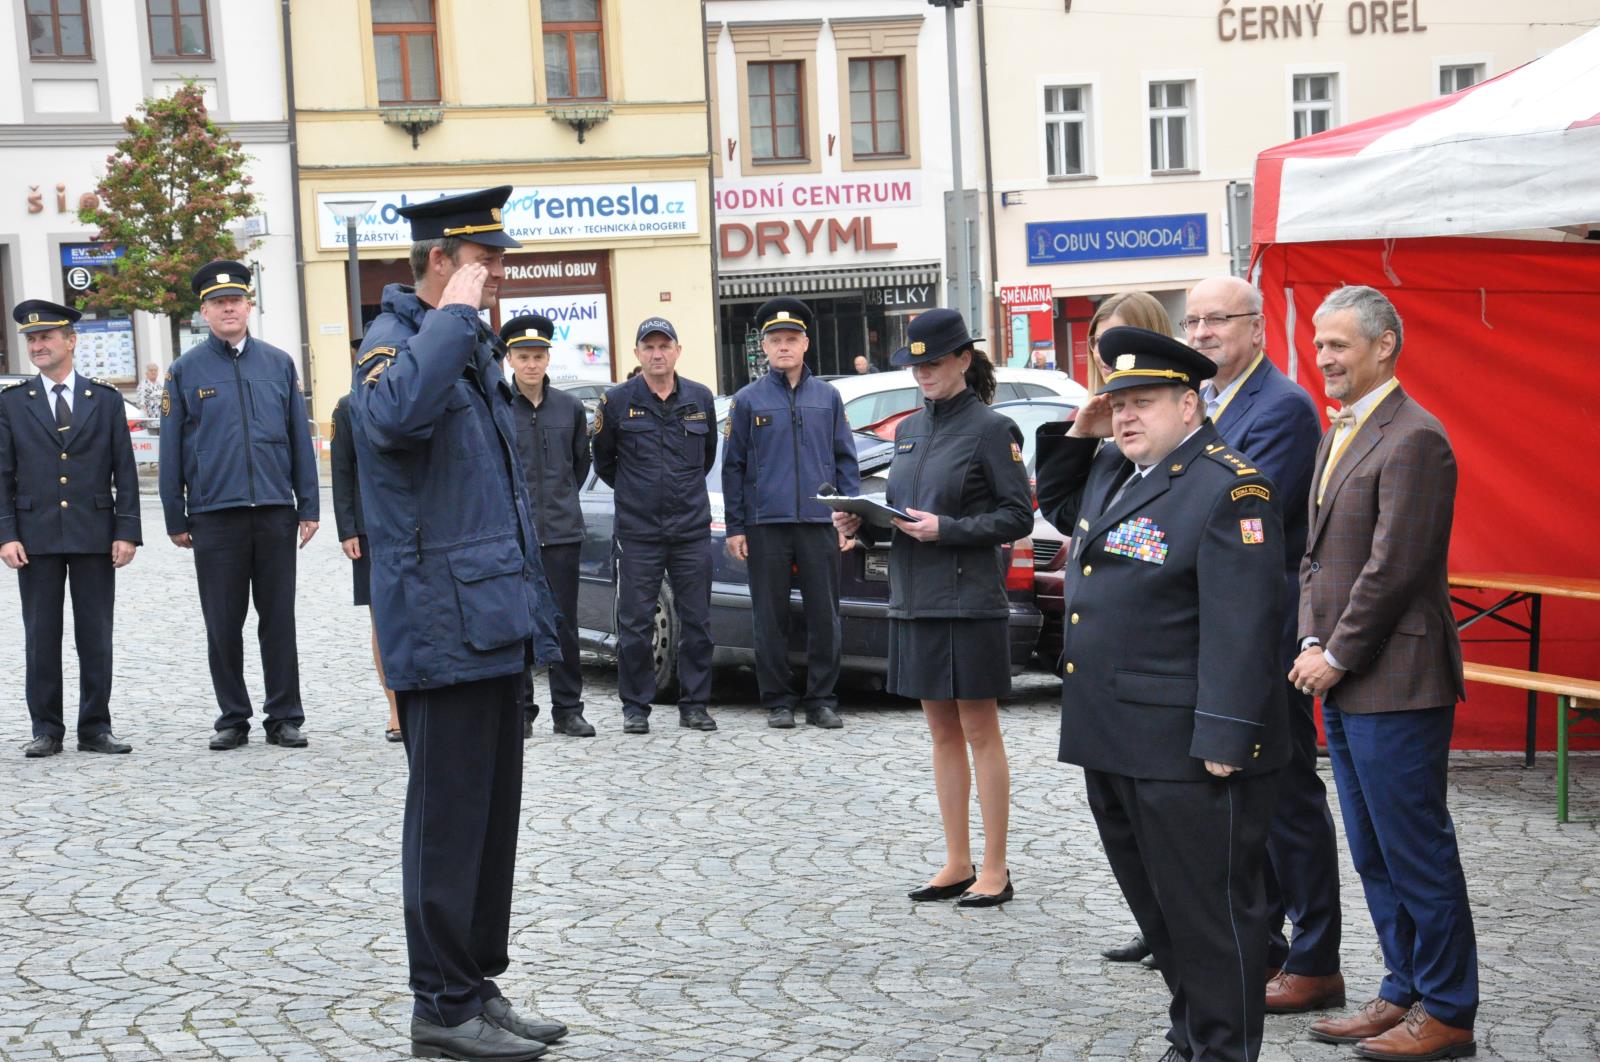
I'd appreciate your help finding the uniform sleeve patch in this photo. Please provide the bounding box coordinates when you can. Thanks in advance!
[1231,484,1270,502]
[591,404,604,435]
[1240,518,1266,544]
[357,345,396,367]
[160,389,171,418]
[1011,442,1024,463]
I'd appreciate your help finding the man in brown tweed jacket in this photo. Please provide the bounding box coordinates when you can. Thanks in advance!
[1290,285,1477,1062]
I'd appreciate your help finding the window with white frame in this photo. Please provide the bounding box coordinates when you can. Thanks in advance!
[1148,80,1193,172]
[1044,85,1091,177]
[1292,73,1337,139]
[1439,63,1484,95]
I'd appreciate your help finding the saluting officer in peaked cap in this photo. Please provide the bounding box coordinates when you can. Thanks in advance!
[396,185,522,249]
[1094,326,1217,394]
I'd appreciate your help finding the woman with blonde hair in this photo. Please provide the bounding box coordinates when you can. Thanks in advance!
[1084,290,1172,394]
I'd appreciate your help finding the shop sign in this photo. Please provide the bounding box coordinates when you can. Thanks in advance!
[315,182,699,250]
[999,284,1053,313]
[1027,214,1208,265]
[865,284,935,310]
[497,290,612,384]
[61,244,123,266]
[714,173,920,217]
[1215,1,1428,41]
[718,216,897,259]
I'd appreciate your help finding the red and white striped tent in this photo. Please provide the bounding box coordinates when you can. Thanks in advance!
[1249,28,1600,750]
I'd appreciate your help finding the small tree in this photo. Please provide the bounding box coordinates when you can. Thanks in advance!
[78,82,258,358]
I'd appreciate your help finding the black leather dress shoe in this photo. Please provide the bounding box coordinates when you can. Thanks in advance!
[267,723,309,748]
[209,726,248,751]
[1141,952,1160,970]
[957,870,1014,908]
[1101,933,1151,962]
[409,1015,546,1060]
[386,727,404,743]
[551,711,595,737]
[481,996,568,1044]
[622,714,650,734]
[679,706,717,731]
[77,732,132,754]
[805,705,843,729]
[23,735,63,758]
[768,706,796,729]
[908,865,976,901]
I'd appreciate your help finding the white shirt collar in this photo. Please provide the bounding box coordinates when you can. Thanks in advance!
[38,368,78,413]
[1340,376,1400,425]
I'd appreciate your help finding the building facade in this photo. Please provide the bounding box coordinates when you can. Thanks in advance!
[980,0,1591,383]
[0,0,299,388]
[706,0,985,390]
[292,0,714,425]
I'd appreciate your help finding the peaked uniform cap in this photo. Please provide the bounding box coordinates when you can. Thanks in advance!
[1096,326,1217,394]
[396,185,521,249]
[500,314,555,348]
[191,260,253,301]
[13,298,81,333]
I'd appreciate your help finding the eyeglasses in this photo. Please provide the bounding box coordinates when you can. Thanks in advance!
[1181,312,1259,331]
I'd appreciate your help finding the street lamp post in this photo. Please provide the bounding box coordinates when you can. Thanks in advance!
[324,199,377,345]
[928,0,973,331]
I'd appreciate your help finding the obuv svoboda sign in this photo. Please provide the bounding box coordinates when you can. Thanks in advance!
[315,182,700,250]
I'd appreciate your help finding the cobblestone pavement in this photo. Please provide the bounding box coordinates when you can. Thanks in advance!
[2,490,1597,1061]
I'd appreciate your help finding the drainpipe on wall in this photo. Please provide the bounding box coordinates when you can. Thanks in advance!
[281,0,315,414]
[976,0,1002,346]
[700,0,726,393]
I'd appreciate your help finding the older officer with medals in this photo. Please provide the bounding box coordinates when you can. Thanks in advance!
[347,186,567,1061]
[1,300,140,757]
[1036,327,1288,1062]
[500,313,594,739]
[722,296,859,730]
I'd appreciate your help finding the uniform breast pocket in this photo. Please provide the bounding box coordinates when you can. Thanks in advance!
[446,540,535,651]
[616,416,654,460]
[676,419,710,470]
[247,380,289,442]
[445,392,486,459]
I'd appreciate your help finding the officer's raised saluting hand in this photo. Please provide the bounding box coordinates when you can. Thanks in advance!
[892,507,941,542]
[1068,392,1114,439]
[440,261,489,309]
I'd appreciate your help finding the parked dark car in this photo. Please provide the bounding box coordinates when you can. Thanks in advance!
[571,420,1043,694]
[991,397,1081,666]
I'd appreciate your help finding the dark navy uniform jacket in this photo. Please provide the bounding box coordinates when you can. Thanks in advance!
[329,395,363,541]
[721,366,859,536]
[591,372,717,542]
[347,284,561,691]
[158,333,319,535]
[0,375,141,553]
[1036,421,1289,781]
[509,379,589,546]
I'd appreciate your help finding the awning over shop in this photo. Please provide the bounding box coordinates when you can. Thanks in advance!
[717,261,942,299]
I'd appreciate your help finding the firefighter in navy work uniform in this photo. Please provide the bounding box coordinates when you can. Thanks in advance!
[500,313,595,739]
[1,300,140,757]
[347,186,568,1061]
[1035,326,1289,1062]
[721,296,859,729]
[591,316,718,734]
[159,261,319,752]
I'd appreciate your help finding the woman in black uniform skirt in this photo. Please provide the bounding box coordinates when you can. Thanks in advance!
[330,394,401,742]
[833,308,1034,907]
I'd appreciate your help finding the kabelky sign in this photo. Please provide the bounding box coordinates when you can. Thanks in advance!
[316,182,699,251]
[1027,213,1209,265]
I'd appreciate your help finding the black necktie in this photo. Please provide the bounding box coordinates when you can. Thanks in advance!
[1101,462,1136,515]
[52,383,71,431]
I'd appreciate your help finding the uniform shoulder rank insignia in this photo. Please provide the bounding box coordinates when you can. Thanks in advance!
[363,360,391,385]
[358,345,396,367]
[1204,446,1257,476]
[197,387,218,399]
[1231,484,1270,503]
[627,406,646,418]
[1240,518,1266,544]
[1011,442,1024,463]
[1,378,24,392]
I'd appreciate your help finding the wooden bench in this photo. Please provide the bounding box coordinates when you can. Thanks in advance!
[1462,662,1600,823]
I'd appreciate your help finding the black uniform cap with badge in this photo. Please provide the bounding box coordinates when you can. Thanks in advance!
[12,298,82,335]
[397,185,522,249]
[888,307,982,367]
[500,314,555,351]
[754,296,812,338]
[191,260,254,301]
[1093,326,1217,394]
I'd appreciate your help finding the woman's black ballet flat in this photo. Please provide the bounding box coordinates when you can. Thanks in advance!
[956,872,1014,908]
[907,867,977,902]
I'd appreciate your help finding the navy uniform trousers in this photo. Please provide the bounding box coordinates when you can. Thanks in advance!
[19,553,115,740]
[615,536,713,717]
[517,541,582,719]
[746,523,841,713]
[188,505,304,734]
[1087,768,1279,1062]
[398,673,523,1026]
[1322,700,1479,1029]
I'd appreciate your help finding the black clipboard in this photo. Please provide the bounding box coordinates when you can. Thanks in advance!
[814,493,911,529]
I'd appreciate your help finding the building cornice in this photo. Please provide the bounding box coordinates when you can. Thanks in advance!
[296,152,711,178]
[0,121,290,147]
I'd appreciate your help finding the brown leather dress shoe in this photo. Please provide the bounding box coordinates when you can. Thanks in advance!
[1355,1003,1475,1060]
[1266,970,1347,1013]
[1308,997,1409,1044]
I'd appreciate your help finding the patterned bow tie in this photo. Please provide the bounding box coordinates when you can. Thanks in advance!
[1325,405,1357,428]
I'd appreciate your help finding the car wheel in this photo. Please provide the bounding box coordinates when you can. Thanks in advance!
[651,581,680,700]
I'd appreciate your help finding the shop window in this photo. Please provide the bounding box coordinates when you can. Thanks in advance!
[373,0,439,105]
[1044,84,1092,178]
[749,61,805,163]
[1439,63,1484,95]
[148,0,210,60]
[543,0,605,101]
[1147,79,1194,173]
[27,0,92,60]
[849,57,905,158]
[1292,73,1338,139]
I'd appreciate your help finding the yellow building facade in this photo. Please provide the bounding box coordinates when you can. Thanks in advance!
[290,0,713,425]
